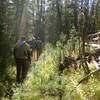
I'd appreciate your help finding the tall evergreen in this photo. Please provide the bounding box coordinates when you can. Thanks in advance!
[0,0,11,76]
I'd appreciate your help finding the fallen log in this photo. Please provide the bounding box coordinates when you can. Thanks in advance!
[60,51,100,73]
[85,43,100,48]
[85,48,100,57]
[93,48,100,56]
[59,56,81,73]
[84,43,100,57]
[88,32,100,38]
[92,60,100,69]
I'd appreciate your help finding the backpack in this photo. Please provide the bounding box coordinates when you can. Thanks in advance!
[15,41,27,57]
[31,40,37,50]
[36,40,42,49]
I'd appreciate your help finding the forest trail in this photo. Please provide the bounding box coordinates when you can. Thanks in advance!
[1,0,100,99]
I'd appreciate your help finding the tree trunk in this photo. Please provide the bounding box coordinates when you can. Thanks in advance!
[95,0,99,31]
[56,0,62,33]
[74,0,78,31]
[16,0,26,36]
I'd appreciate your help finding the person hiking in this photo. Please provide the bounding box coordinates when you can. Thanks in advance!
[36,37,43,59]
[28,36,38,61]
[14,36,31,83]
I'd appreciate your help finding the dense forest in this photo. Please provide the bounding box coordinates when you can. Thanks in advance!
[0,0,100,100]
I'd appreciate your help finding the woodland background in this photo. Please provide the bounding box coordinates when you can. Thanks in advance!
[0,0,100,100]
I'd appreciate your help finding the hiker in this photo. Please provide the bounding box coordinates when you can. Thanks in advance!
[28,39,33,56]
[14,36,31,83]
[28,36,38,61]
[36,37,43,59]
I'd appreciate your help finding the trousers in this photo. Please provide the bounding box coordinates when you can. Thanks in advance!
[15,59,29,83]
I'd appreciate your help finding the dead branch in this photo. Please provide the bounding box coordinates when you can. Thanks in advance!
[77,68,100,86]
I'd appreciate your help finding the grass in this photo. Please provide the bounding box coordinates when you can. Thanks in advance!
[10,43,100,100]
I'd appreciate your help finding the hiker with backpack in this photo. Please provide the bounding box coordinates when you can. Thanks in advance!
[28,36,38,62]
[14,36,31,83]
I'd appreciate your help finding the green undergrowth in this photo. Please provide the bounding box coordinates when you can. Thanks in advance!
[11,43,100,100]
[0,66,16,100]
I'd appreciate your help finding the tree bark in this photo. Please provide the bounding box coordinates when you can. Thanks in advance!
[74,0,78,31]
[56,0,62,33]
[95,0,99,31]
[16,0,26,35]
